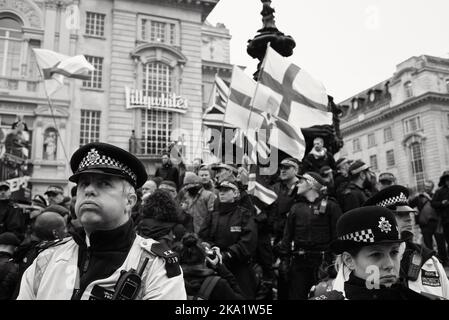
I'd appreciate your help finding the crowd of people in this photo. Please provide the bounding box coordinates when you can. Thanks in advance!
[1,138,449,300]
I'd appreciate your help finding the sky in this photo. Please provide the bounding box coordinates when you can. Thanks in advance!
[207,0,449,102]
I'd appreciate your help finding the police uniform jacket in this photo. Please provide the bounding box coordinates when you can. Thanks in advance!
[199,202,257,265]
[17,221,186,300]
[270,181,296,240]
[0,251,19,299]
[341,183,369,213]
[279,196,342,254]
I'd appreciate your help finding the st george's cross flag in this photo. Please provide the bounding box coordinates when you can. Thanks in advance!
[33,49,95,96]
[252,45,333,130]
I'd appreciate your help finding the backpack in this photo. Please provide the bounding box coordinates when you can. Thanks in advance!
[187,275,221,300]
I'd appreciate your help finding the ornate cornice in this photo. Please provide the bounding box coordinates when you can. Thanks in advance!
[131,43,187,66]
[0,0,43,28]
[341,92,449,135]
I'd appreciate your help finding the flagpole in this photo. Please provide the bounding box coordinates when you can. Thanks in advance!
[34,51,70,165]
[216,73,228,163]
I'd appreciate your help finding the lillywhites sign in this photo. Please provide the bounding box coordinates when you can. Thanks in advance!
[2,176,30,193]
[125,87,188,113]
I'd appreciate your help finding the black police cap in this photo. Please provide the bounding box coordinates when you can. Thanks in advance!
[330,206,403,254]
[69,142,148,189]
[0,232,20,246]
[363,185,415,213]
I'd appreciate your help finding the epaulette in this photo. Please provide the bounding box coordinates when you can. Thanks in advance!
[36,237,71,255]
[140,241,181,278]
[309,290,345,300]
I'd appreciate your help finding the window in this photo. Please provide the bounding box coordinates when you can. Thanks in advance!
[85,12,105,37]
[384,127,393,142]
[0,17,23,77]
[404,81,413,98]
[141,19,176,45]
[446,79,449,93]
[142,62,172,97]
[352,138,361,152]
[80,110,101,146]
[83,56,103,89]
[386,150,395,167]
[141,109,172,156]
[370,155,378,171]
[27,39,40,78]
[367,133,376,148]
[403,116,421,134]
[410,142,425,190]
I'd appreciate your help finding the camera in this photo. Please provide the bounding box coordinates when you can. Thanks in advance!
[205,247,217,260]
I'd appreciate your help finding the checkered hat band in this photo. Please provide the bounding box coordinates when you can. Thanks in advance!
[376,193,408,208]
[338,228,375,243]
[78,153,137,184]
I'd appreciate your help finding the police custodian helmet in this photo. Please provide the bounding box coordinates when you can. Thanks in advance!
[330,206,404,254]
[69,142,148,189]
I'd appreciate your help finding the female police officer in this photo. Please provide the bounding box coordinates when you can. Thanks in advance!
[313,206,429,300]
[17,142,186,300]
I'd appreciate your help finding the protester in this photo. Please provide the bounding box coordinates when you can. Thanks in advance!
[137,189,186,248]
[0,232,20,300]
[302,137,336,174]
[44,185,71,210]
[17,142,186,300]
[431,171,449,257]
[378,172,396,190]
[198,165,215,192]
[176,233,245,300]
[159,180,178,200]
[0,182,25,239]
[155,152,180,190]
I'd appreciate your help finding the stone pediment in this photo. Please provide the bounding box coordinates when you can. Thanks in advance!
[0,0,43,29]
[131,43,187,67]
[34,104,69,118]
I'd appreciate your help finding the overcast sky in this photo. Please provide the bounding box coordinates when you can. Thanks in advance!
[207,0,449,102]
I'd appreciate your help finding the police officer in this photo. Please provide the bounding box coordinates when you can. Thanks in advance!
[17,142,186,300]
[279,172,342,300]
[0,182,25,239]
[199,180,258,299]
[340,160,376,212]
[363,185,449,299]
[312,206,430,300]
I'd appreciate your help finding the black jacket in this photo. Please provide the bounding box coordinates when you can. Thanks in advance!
[0,200,25,239]
[270,181,297,241]
[155,163,180,189]
[431,186,449,224]
[137,217,185,248]
[182,263,245,300]
[0,252,19,300]
[279,196,342,254]
[302,151,336,174]
[199,202,258,266]
[340,182,370,213]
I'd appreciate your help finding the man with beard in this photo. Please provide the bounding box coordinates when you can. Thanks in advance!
[340,160,376,212]
[363,185,449,299]
[278,172,342,300]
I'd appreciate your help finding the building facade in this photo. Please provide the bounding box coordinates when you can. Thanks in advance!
[338,55,449,191]
[0,0,232,196]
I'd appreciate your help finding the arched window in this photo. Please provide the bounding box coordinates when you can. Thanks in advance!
[142,62,172,97]
[43,127,58,160]
[0,16,23,77]
[404,81,413,98]
[410,141,425,190]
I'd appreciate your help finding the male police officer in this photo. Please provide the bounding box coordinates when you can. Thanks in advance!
[17,142,186,300]
[364,185,449,299]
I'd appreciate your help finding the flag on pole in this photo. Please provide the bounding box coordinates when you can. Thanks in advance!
[248,172,277,205]
[224,66,265,130]
[252,45,332,129]
[203,75,232,127]
[33,49,95,96]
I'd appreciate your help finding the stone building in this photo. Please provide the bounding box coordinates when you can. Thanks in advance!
[0,0,232,196]
[338,55,449,191]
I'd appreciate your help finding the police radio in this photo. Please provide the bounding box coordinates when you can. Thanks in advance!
[112,257,149,300]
